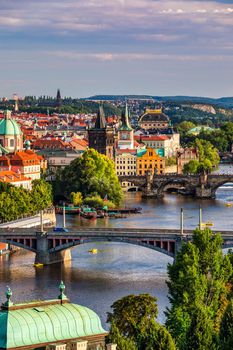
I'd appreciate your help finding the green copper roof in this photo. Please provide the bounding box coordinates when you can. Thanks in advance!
[0,302,107,349]
[0,112,22,136]
[119,104,132,131]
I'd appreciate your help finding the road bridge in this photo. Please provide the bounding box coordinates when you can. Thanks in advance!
[119,173,233,198]
[1,227,233,265]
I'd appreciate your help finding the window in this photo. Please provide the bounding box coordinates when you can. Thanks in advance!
[10,139,14,147]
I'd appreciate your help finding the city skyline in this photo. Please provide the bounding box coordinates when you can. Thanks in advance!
[1,0,233,98]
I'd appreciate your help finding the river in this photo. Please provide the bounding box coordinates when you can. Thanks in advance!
[1,165,233,327]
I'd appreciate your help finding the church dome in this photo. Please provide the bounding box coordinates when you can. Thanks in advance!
[0,111,22,136]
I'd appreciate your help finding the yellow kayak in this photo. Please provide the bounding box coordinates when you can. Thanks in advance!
[34,263,44,268]
[225,203,232,207]
[88,248,98,254]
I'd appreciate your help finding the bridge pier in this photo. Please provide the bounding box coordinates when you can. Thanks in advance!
[35,232,71,265]
[195,186,214,199]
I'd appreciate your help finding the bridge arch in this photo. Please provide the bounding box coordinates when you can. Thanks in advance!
[211,180,233,198]
[48,237,175,258]
[155,179,193,197]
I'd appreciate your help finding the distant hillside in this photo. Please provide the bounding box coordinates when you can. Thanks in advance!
[85,95,233,108]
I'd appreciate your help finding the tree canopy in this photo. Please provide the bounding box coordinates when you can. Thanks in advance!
[0,180,52,223]
[166,228,233,350]
[60,149,123,205]
[107,294,176,350]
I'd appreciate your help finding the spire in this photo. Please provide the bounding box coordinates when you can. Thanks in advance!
[4,110,12,120]
[58,281,67,302]
[95,105,107,129]
[119,103,132,131]
[3,287,13,308]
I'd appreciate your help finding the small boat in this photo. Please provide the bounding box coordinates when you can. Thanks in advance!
[225,203,232,207]
[88,248,98,254]
[80,206,97,220]
[34,263,44,268]
[205,221,214,227]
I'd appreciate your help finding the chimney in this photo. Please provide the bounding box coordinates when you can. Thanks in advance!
[106,344,117,350]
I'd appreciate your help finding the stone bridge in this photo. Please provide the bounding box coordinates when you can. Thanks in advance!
[1,227,233,265]
[119,173,233,198]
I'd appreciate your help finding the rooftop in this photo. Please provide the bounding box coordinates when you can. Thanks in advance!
[0,283,107,349]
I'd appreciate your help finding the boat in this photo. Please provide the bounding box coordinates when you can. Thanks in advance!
[34,263,44,268]
[80,206,97,220]
[225,203,232,207]
[104,207,142,214]
[205,221,214,227]
[88,248,98,254]
[96,210,105,218]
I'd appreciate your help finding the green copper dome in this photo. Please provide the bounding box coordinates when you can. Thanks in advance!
[0,301,107,349]
[0,111,22,136]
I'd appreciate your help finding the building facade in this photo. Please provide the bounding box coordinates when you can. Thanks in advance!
[136,148,165,175]
[138,108,169,131]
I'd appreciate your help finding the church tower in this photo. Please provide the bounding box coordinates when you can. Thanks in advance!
[117,104,134,149]
[88,106,115,159]
[56,89,62,111]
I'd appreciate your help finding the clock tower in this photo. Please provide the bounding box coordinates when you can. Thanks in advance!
[117,104,134,150]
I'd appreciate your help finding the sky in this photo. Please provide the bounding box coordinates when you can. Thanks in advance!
[0,0,233,98]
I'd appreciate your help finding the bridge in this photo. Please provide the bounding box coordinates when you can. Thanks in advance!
[1,227,233,265]
[119,173,233,198]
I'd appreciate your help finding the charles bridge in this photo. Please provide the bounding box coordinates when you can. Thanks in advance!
[1,227,233,265]
[119,173,233,198]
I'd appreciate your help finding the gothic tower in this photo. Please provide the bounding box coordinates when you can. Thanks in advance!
[88,106,115,159]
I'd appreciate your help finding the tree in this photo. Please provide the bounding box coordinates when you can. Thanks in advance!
[30,179,53,212]
[70,192,83,206]
[183,159,199,174]
[107,294,176,350]
[166,228,232,350]
[177,121,196,137]
[61,149,123,205]
[219,299,233,349]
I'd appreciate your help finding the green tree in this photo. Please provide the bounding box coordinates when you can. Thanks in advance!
[61,149,123,205]
[107,294,176,350]
[30,179,53,212]
[166,228,232,350]
[219,299,233,349]
[183,159,199,174]
[177,121,196,137]
[70,192,83,206]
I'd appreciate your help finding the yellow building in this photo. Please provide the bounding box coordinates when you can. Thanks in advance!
[136,148,165,175]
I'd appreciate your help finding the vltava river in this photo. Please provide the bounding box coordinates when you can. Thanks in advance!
[1,166,233,326]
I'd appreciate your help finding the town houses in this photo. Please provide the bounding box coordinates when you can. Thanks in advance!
[0,102,199,191]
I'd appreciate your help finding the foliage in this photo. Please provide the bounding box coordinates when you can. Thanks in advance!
[166,228,232,350]
[107,294,176,350]
[177,121,196,137]
[83,195,115,209]
[60,149,123,205]
[165,156,177,166]
[183,139,219,174]
[0,180,52,223]
[70,192,83,206]
[219,299,233,349]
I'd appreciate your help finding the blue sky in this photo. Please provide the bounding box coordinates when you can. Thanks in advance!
[0,0,233,98]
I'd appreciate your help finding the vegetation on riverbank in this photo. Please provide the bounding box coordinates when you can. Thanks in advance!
[0,180,52,222]
[58,149,123,206]
[107,229,233,350]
